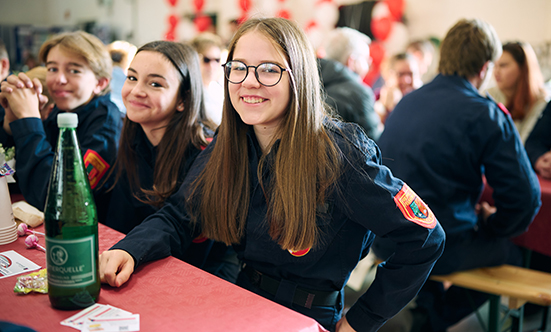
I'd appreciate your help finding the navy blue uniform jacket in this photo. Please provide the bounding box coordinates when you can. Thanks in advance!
[103,127,226,270]
[4,94,122,213]
[379,74,541,238]
[111,121,445,332]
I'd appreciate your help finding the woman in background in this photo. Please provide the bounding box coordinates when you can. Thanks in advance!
[487,41,548,142]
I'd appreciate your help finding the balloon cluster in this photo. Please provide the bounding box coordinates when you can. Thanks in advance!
[364,0,408,86]
[164,0,180,41]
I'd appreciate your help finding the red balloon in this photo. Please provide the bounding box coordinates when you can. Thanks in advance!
[304,20,318,31]
[194,15,213,32]
[371,16,392,41]
[166,0,178,7]
[277,9,291,20]
[168,14,179,28]
[363,65,380,88]
[237,14,248,25]
[369,41,386,67]
[164,29,176,41]
[240,0,251,12]
[193,0,204,12]
[384,0,405,21]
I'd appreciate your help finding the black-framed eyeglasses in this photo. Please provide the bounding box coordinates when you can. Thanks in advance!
[222,60,291,87]
[202,56,220,64]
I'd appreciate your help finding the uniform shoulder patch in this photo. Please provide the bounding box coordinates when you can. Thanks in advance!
[497,102,511,116]
[83,149,110,190]
[393,183,436,229]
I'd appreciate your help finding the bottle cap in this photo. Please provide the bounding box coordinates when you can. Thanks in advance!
[57,113,78,128]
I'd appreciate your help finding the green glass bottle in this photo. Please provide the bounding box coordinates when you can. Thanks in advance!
[44,113,100,310]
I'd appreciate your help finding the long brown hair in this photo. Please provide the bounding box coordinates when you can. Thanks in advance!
[502,42,546,120]
[189,18,342,251]
[114,41,215,206]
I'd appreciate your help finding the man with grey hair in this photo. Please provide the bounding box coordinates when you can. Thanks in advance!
[374,18,541,332]
[319,27,381,140]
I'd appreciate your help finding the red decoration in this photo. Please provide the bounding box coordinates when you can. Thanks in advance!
[369,41,386,67]
[194,15,213,32]
[304,20,318,31]
[164,30,176,41]
[371,16,392,41]
[278,0,286,2]
[168,14,179,28]
[237,13,248,25]
[239,0,252,12]
[316,0,333,4]
[385,0,405,21]
[363,66,380,88]
[166,0,178,7]
[277,9,291,19]
[193,0,205,12]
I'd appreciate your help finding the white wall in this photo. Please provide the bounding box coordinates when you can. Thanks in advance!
[406,0,551,45]
[1,0,550,50]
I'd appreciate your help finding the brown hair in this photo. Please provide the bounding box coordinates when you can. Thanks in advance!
[38,31,112,95]
[502,42,546,120]
[114,41,215,206]
[438,19,501,78]
[189,17,342,251]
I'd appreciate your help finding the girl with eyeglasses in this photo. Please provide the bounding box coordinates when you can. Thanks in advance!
[100,18,445,332]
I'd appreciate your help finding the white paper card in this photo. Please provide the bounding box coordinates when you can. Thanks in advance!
[0,250,41,279]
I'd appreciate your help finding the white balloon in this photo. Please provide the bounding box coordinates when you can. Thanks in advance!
[372,1,391,20]
[384,21,409,55]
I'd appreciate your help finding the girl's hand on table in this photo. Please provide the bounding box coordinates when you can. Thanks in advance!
[99,249,135,287]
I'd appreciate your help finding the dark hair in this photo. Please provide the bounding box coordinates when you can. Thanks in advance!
[502,42,546,120]
[115,41,215,206]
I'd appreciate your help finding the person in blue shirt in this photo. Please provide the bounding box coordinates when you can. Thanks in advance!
[0,31,122,218]
[99,18,445,332]
[373,19,541,332]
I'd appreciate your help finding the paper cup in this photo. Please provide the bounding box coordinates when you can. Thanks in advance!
[0,232,17,245]
[0,176,16,245]
[0,176,15,227]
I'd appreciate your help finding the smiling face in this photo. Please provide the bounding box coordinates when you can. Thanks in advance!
[494,51,521,92]
[228,31,291,138]
[122,50,183,144]
[45,45,104,111]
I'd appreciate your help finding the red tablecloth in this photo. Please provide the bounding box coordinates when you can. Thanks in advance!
[480,175,551,257]
[0,223,327,332]
[512,176,551,256]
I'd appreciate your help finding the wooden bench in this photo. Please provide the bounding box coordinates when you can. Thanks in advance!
[431,264,551,332]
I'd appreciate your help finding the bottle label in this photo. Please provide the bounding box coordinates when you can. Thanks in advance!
[46,235,96,287]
